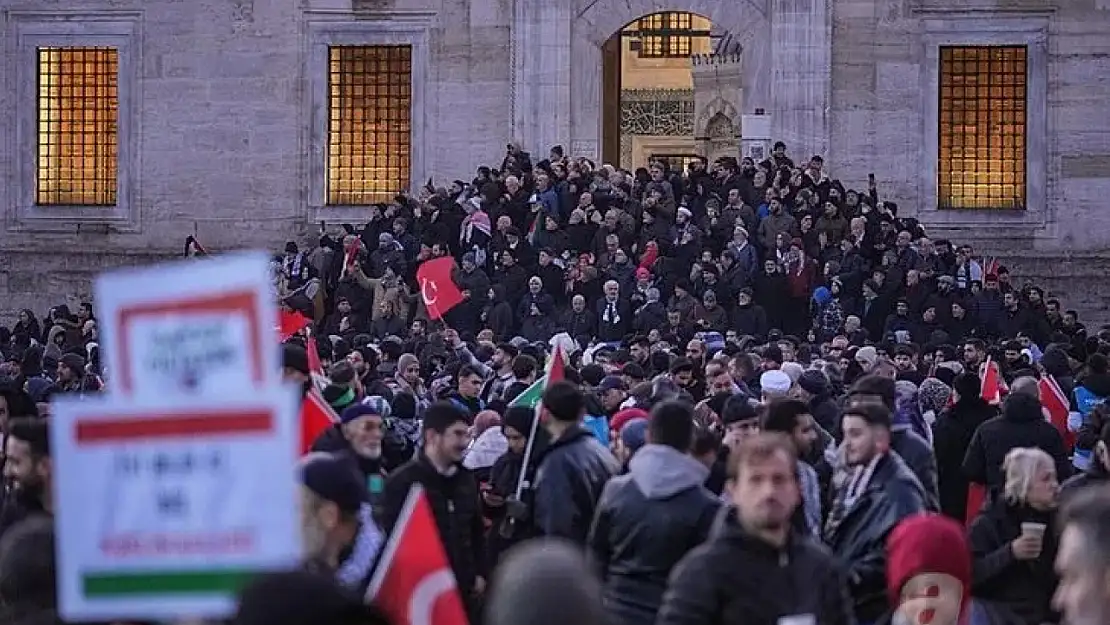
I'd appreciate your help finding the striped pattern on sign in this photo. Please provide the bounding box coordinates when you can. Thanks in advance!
[76,410,273,442]
[82,569,256,597]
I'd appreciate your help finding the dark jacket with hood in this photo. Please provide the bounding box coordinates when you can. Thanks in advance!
[588,444,721,625]
[932,397,998,521]
[657,507,855,625]
[968,497,1060,625]
[825,452,928,623]
[533,424,620,544]
[962,393,1072,498]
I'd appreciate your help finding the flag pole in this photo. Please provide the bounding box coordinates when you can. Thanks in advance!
[512,345,560,500]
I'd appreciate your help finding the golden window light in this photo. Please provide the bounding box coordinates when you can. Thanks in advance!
[635,12,695,58]
[326,45,412,206]
[937,45,1027,210]
[36,47,119,206]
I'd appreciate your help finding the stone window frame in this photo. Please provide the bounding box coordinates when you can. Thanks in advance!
[918,14,1050,228]
[305,16,432,225]
[8,12,142,232]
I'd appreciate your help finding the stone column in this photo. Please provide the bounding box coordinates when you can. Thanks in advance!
[511,0,573,156]
[770,0,832,160]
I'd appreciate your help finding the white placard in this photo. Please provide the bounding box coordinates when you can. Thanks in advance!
[51,387,302,622]
[94,251,278,400]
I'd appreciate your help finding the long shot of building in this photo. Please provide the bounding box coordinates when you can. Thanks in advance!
[2,0,1110,320]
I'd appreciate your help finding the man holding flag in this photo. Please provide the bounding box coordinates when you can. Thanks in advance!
[381,401,487,621]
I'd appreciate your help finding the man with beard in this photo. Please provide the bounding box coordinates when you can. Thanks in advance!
[310,397,389,509]
[760,399,823,537]
[1054,487,1110,625]
[657,433,854,625]
[825,403,928,625]
[298,453,385,594]
[0,418,52,538]
[382,401,486,617]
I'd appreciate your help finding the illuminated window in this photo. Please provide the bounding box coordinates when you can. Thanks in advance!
[36,47,119,206]
[635,12,695,58]
[327,45,412,205]
[938,45,1027,210]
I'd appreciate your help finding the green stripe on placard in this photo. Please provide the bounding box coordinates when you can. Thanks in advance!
[83,569,255,597]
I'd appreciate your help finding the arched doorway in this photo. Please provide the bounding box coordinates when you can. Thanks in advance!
[600,12,713,168]
[510,0,830,164]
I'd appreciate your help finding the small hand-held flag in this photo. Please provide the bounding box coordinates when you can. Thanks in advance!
[279,309,312,341]
[300,387,338,454]
[340,237,362,280]
[511,343,566,500]
[416,257,465,321]
[980,357,1007,405]
[365,485,469,625]
[1039,374,1075,449]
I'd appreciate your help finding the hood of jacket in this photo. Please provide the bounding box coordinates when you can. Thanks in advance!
[1002,392,1044,424]
[628,444,709,499]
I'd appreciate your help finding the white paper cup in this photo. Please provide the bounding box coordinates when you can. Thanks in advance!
[1021,522,1047,539]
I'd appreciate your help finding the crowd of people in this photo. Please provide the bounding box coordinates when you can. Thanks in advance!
[1,142,1110,625]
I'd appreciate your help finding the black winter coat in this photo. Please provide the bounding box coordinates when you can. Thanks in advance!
[969,498,1060,625]
[587,445,721,625]
[381,455,486,595]
[826,453,928,623]
[890,427,940,510]
[533,426,619,544]
[657,507,855,625]
[962,393,1072,497]
[932,398,997,522]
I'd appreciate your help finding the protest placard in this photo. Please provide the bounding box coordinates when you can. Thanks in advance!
[94,251,278,400]
[51,387,301,622]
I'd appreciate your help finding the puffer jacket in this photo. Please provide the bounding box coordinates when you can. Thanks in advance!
[657,507,855,625]
[588,445,721,625]
[533,425,620,544]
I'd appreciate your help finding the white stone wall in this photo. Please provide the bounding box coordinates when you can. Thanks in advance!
[830,0,1110,254]
[0,0,512,319]
[3,0,1110,322]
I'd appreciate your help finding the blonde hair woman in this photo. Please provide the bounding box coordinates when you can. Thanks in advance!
[967,447,1060,625]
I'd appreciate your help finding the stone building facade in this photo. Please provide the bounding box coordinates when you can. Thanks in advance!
[2,0,1110,322]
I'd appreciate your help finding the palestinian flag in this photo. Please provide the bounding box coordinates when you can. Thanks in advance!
[509,344,565,409]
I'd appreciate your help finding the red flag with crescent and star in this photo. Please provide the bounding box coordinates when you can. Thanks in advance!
[365,484,469,625]
[416,257,465,321]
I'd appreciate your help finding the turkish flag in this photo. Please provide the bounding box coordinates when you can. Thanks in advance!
[966,483,986,526]
[365,485,469,625]
[279,309,311,341]
[416,257,465,321]
[980,357,1006,405]
[1039,375,1075,449]
[300,388,338,454]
